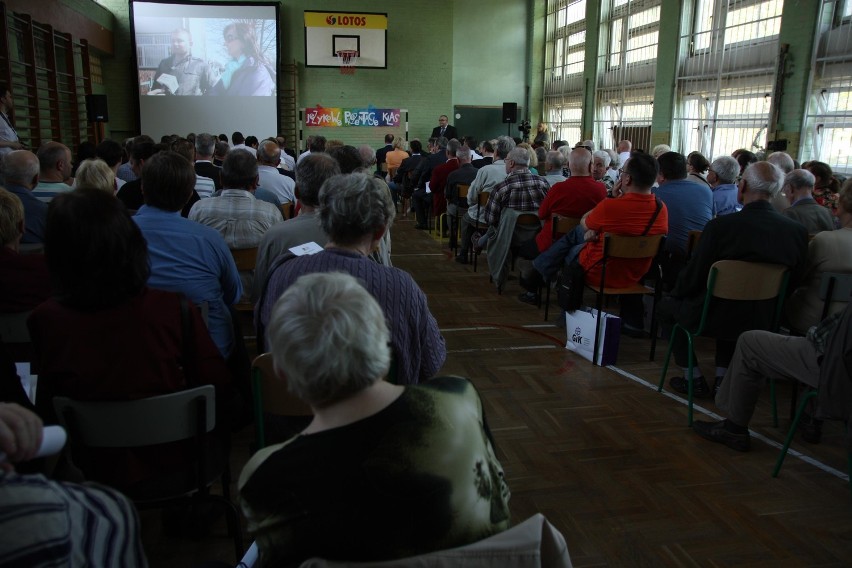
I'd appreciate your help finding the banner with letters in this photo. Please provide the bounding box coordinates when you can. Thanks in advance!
[305,106,401,127]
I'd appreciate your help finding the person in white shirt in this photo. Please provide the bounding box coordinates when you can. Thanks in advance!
[257,139,295,204]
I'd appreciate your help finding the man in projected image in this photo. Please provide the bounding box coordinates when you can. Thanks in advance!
[150,28,215,96]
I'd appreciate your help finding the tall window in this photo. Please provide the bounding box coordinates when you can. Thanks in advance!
[593,0,661,153]
[543,0,587,145]
[672,0,783,159]
[800,0,852,174]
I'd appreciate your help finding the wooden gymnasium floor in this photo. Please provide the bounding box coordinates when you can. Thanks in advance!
[144,215,852,567]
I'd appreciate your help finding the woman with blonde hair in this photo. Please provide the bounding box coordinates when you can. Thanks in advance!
[74,158,116,194]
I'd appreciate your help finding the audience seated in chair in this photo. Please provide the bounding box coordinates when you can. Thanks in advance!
[517,147,606,304]
[784,181,852,332]
[0,402,148,566]
[256,173,445,384]
[658,161,808,399]
[240,272,510,566]
[692,305,848,452]
[0,188,50,314]
[1,150,47,244]
[28,188,233,492]
[530,152,669,334]
[252,153,341,301]
[781,168,837,235]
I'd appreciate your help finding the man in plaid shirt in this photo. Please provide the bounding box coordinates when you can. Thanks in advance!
[483,146,549,228]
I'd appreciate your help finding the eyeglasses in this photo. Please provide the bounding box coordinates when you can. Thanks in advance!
[224,34,239,42]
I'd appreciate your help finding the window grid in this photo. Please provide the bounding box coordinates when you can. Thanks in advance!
[593,0,661,152]
[543,0,587,144]
[800,0,852,174]
[672,0,782,160]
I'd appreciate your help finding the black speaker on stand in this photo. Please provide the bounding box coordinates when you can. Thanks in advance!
[85,94,109,144]
[502,102,518,136]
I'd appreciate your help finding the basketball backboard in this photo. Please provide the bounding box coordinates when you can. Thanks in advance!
[304,11,387,69]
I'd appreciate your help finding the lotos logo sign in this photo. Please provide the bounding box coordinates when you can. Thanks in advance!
[328,14,367,26]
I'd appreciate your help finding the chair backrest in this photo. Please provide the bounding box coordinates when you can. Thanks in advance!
[251,353,312,449]
[279,201,294,220]
[551,215,580,240]
[456,184,470,205]
[686,230,702,258]
[231,247,259,271]
[53,385,216,448]
[701,260,790,333]
[819,272,852,320]
[708,260,789,301]
[477,191,490,206]
[602,233,666,260]
[380,162,389,173]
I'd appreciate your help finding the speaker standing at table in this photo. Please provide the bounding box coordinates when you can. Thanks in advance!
[431,114,458,141]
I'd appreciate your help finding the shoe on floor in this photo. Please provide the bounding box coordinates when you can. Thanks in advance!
[455,254,468,265]
[669,376,712,399]
[693,419,751,452]
[517,291,539,305]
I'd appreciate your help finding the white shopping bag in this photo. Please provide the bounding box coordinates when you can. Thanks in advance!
[565,308,622,365]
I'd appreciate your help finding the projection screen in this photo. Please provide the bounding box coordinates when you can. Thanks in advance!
[130,1,279,140]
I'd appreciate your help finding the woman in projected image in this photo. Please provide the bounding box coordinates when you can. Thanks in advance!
[208,21,275,97]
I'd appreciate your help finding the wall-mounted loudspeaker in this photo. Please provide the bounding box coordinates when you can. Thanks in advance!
[502,102,518,124]
[85,94,109,123]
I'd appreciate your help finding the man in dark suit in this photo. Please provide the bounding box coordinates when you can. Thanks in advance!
[472,139,494,169]
[660,161,809,398]
[412,137,448,229]
[393,139,427,205]
[430,115,458,141]
[374,133,394,176]
[194,133,222,190]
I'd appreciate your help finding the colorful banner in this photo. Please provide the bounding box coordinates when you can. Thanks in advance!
[305,106,401,127]
[304,12,388,30]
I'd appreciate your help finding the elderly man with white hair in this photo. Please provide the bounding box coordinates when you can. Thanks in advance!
[707,155,741,216]
[659,161,809,399]
[591,150,616,195]
[782,168,835,234]
[542,150,566,187]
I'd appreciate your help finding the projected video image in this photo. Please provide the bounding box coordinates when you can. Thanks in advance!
[135,17,276,96]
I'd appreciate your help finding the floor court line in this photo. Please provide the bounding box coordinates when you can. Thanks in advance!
[607,365,849,482]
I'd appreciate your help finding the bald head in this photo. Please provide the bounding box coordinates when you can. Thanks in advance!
[617,140,632,153]
[1,150,39,188]
[741,161,785,202]
[257,139,281,166]
[568,147,592,176]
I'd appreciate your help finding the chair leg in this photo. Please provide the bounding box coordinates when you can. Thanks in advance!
[592,293,604,366]
[686,332,695,426]
[543,277,551,321]
[773,390,818,478]
[209,494,245,563]
[657,324,679,392]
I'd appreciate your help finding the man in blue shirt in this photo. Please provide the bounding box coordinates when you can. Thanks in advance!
[654,151,714,256]
[132,151,241,360]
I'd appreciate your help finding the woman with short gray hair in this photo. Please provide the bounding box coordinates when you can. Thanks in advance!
[257,173,445,384]
[242,271,510,566]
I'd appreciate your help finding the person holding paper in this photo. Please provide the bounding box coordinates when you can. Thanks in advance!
[150,29,215,96]
[256,173,445,383]
[0,403,148,567]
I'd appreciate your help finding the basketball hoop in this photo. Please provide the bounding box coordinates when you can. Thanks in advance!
[336,50,359,75]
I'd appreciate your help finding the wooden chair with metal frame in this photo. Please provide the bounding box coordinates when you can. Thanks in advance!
[587,233,667,366]
[508,212,544,276]
[230,247,258,312]
[541,215,582,321]
[53,385,245,562]
[771,271,852,426]
[657,260,790,426]
[472,190,491,273]
[279,201,294,220]
[251,353,313,451]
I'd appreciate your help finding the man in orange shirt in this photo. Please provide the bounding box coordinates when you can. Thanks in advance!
[529,152,668,333]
